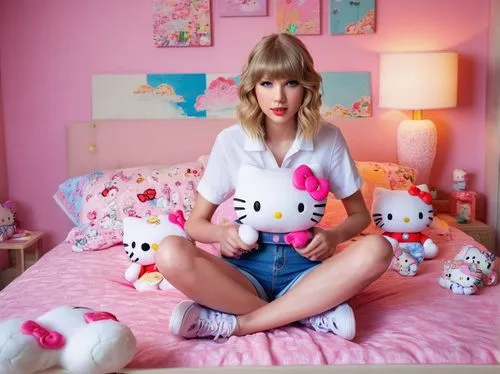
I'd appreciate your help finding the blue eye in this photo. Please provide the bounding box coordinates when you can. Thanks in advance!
[260,81,272,87]
[287,80,299,87]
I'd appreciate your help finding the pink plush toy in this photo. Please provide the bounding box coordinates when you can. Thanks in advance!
[0,201,16,242]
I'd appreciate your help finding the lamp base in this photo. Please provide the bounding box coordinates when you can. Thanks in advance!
[397,119,437,184]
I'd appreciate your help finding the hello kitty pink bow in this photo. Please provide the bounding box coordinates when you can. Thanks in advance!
[408,185,432,204]
[21,320,65,349]
[292,165,330,201]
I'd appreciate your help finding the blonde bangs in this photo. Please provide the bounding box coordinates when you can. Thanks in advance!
[237,33,323,140]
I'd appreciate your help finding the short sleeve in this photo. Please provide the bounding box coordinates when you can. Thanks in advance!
[196,134,234,205]
[328,130,361,199]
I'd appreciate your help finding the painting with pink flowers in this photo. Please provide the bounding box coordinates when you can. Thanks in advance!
[152,0,212,47]
[92,72,370,119]
[219,0,267,17]
[92,74,240,119]
[329,0,376,35]
[276,0,320,35]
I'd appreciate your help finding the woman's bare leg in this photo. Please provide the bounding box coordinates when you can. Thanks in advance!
[235,235,393,335]
[156,236,267,315]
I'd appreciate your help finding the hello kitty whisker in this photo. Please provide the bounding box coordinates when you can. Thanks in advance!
[310,218,319,223]
[313,213,324,217]
[238,215,247,221]
[128,252,134,259]
[372,213,382,217]
[314,203,326,207]
[234,198,246,203]
[234,207,245,211]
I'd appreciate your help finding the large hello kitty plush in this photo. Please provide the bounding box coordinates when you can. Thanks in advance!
[0,306,136,374]
[122,211,189,291]
[233,164,329,248]
[372,184,438,276]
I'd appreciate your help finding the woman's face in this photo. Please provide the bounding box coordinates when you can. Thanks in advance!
[254,77,304,128]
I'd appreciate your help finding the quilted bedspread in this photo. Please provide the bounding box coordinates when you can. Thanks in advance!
[0,226,498,368]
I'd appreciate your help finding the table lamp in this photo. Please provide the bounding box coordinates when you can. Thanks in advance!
[379,52,458,184]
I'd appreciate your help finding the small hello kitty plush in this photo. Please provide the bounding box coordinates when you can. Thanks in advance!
[372,184,438,276]
[233,164,329,248]
[122,211,189,291]
[438,260,483,295]
[453,245,497,287]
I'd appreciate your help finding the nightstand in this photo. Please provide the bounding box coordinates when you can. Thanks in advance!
[437,214,497,254]
[0,231,44,273]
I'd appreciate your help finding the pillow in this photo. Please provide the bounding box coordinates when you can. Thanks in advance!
[55,158,206,252]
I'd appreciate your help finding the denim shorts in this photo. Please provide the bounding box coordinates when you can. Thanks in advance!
[224,231,321,301]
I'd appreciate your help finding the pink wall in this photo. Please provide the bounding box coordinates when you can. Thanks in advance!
[0,66,8,269]
[0,0,491,251]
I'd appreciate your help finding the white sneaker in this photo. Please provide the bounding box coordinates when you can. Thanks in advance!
[169,301,237,339]
[300,303,356,341]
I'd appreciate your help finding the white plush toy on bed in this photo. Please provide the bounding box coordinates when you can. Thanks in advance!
[234,164,329,248]
[0,306,136,374]
[438,244,497,295]
[372,185,438,276]
[123,210,189,291]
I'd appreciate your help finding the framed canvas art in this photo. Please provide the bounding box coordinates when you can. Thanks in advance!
[330,0,376,35]
[276,0,320,35]
[152,0,212,47]
[219,0,267,17]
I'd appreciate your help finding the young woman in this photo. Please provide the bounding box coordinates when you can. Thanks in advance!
[156,33,392,341]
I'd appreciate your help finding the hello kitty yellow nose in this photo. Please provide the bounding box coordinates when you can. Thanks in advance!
[274,212,282,219]
[152,243,159,251]
[404,217,410,223]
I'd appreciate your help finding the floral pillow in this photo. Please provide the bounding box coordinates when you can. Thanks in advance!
[54,159,205,252]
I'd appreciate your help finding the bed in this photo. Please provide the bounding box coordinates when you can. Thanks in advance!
[0,121,499,374]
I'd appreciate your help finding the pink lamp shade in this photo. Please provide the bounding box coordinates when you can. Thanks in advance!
[379,52,458,184]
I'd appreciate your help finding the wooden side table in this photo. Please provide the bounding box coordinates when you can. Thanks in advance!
[0,231,44,273]
[437,214,497,254]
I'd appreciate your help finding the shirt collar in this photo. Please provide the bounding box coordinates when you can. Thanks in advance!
[243,130,313,151]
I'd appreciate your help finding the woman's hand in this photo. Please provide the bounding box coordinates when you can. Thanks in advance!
[217,224,255,258]
[295,227,339,261]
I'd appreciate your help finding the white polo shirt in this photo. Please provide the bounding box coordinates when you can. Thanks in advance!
[197,123,361,205]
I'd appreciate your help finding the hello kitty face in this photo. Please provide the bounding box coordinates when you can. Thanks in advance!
[453,169,467,183]
[372,185,433,233]
[233,164,328,233]
[455,245,496,276]
[449,263,482,288]
[122,215,188,265]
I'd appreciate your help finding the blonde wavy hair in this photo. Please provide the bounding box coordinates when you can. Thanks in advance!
[236,33,323,140]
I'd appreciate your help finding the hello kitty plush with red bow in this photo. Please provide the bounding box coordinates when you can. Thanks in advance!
[0,306,136,374]
[122,210,189,291]
[372,184,439,276]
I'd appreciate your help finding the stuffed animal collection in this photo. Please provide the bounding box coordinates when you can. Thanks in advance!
[371,184,438,276]
[0,201,16,242]
[439,245,497,295]
[233,164,329,248]
[0,306,136,374]
[122,210,189,291]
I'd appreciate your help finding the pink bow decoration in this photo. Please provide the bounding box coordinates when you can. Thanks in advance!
[285,230,312,249]
[168,210,186,230]
[21,320,65,349]
[293,165,329,201]
[408,185,432,205]
[84,311,118,323]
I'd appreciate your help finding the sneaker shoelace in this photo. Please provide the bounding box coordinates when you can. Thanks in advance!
[306,313,338,334]
[197,309,235,339]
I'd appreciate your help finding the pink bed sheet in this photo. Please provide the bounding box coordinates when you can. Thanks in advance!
[0,227,498,368]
